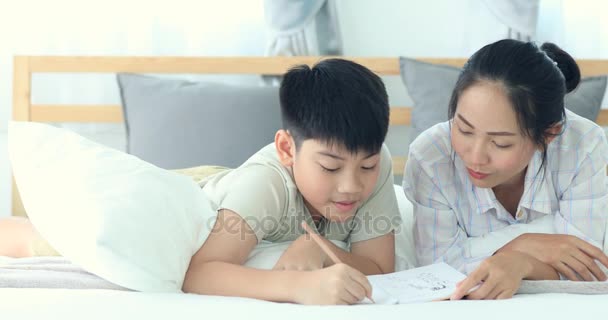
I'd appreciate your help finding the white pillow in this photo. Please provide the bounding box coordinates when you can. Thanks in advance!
[8,121,216,293]
[393,184,417,270]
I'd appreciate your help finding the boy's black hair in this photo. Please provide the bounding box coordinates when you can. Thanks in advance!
[279,58,389,154]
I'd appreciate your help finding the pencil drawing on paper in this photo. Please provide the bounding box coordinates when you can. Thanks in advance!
[381,272,450,292]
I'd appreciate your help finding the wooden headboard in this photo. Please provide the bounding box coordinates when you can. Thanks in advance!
[11,56,608,216]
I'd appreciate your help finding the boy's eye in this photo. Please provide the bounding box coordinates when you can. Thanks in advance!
[362,165,377,171]
[320,165,339,172]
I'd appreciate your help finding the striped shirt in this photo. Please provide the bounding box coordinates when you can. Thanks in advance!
[403,110,608,273]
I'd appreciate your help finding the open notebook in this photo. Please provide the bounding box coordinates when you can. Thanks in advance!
[362,262,608,304]
[363,263,465,304]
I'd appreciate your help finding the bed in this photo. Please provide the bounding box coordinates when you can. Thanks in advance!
[4,55,608,319]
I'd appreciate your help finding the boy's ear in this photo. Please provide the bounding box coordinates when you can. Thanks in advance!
[544,123,563,145]
[275,129,296,166]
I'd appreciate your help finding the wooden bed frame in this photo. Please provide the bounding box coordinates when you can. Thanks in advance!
[11,56,608,216]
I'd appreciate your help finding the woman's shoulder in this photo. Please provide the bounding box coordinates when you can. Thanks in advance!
[405,121,455,184]
[553,110,607,155]
[546,110,608,174]
[408,121,453,163]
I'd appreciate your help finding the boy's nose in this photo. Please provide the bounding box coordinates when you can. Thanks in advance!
[337,173,364,194]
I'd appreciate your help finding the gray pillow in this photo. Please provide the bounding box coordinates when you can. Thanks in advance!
[117,73,282,169]
[399,57,608,145]
[399,57,461,144]
[565,76,608,121]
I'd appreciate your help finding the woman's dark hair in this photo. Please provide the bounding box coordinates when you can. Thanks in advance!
[448,39,581,174]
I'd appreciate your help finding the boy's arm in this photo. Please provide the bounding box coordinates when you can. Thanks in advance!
[183,209,299,301]
[274,231,395,275]
[183,209,374,304]
[328,231,395,274]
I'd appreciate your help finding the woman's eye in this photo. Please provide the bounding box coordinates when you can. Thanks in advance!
[493,142,512,149]
[361,165,377,171]
[458,127,472,135]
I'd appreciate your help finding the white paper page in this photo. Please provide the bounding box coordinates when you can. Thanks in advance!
[367,263,467,304]
[357,285,399,305]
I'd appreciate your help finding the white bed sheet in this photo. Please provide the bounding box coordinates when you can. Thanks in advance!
[2,184,605,319]
[0,288,605,320]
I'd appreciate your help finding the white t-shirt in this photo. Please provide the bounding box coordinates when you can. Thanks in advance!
[200,143,400,244]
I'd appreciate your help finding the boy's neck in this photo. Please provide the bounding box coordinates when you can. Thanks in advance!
[311,214,324,227]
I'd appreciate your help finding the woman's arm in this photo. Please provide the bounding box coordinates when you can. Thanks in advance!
[451,251,559,300]
[552,132,608,247]
[496,131,608,280]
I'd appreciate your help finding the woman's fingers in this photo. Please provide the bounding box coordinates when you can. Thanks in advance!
[554,261,581,281]
[496,289,516,300]
[484,285,504,300]
[570,250,606,281]
[571,236,608,269]
[451,269,485,300]
[562,255,594,281]
[465,278,496,300]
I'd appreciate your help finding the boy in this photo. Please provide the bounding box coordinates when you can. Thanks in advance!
[182,59,400,304]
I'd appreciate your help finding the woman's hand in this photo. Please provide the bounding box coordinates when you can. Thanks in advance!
[498,233,608,281]
[292,263,373,305]
[450,251,535,300]
[273,234,327,271]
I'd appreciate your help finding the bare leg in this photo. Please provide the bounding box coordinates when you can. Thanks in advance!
[0,217,38,257]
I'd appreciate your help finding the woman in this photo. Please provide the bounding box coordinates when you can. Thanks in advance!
[404,39,608,300]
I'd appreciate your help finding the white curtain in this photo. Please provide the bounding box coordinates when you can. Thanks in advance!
[537,0,608,58]
[263,0,342,56]
[482,0,540,41]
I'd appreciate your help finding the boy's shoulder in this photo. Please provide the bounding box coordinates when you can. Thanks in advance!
[200,144,293,212]
[228,143,293,185]
[378,143,394,176]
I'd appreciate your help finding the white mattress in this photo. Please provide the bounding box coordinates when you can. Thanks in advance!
[0,288,605,320]
[2,185,606,319]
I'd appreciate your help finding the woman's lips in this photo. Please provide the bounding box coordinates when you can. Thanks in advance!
[467,168,489,180]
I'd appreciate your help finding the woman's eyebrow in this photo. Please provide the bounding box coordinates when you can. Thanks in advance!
[457,113,516,136]
[457,114,475,128]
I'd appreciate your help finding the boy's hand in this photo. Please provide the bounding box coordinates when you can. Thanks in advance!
[273,234,327,271]
[292,263,373,305]
[497,233,608,281]
[451,251,532,300]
